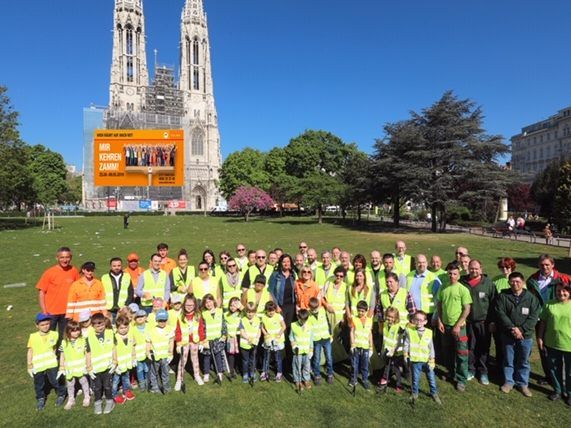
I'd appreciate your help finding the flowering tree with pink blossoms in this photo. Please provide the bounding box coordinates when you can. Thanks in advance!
[228,185,275,222]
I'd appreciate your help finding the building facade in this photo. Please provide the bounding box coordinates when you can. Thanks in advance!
[511,106,571,178]
[83,0,222,211]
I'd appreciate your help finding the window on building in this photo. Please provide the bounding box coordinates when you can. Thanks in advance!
[191,128,204,156]
[196,195,202,210]
[193,38,199,65]
[193,67,199,90]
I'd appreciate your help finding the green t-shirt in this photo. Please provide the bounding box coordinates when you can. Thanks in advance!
[438,282,472,326]
[492,275,510,293]
[541,300,571,352]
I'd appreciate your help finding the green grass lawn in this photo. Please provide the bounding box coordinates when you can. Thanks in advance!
[1,216,570,427]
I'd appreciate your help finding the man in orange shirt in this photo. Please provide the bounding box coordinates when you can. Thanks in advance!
[295,267,321,310]
[151,243,176,273]
[66,262,107,321]
[124,252,145,289]
[36,246,80,339]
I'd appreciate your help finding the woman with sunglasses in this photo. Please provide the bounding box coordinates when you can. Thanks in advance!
[219,258,243,311]
[189,261,222,308]
[202,249,224,280]
[294,266,320,311]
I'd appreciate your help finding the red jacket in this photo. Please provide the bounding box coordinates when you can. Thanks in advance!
[174,312,205,343]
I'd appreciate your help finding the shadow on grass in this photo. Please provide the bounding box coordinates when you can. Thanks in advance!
[0,218,43,231]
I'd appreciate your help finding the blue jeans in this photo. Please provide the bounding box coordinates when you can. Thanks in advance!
[503,335,532,387]
[149,358,171,392]
[411,362,438,395]
[312,339,333,377]
[240,346,257,378]
[351,348,369,384]
[292,354,311,382]
[112,372,132,397]
[263,348,283,374]
[136,361,148,390]
[33,368,66,400]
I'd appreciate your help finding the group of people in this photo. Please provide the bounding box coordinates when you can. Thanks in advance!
[29,240,571,414]
[124,144,176,168]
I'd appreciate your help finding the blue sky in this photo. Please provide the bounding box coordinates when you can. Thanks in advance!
[2,0,570,169]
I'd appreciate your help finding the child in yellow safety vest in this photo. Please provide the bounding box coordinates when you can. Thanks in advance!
[261,301,286,382]
[225,297,243,379]
[200,294,226,384]
[350,300,373,390]
[174,294,205,390]
[308,297,334,385]
[27,313,67,411]
[59,320,90,410]
[404,310,441,404]
[112,316,137,404]
[289,309,313,392]
[146,309,174,393]
[239,303,261,383]
[132,309,149,391]
[86,312,117,415]
[378,307,406,392]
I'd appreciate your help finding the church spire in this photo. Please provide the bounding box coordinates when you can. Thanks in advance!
[182,0,206,23]
[109,0,149,112]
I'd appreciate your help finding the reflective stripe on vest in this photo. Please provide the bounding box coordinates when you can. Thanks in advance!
[349,286,372,317]
[291,322,312,354]
[325,282,347,318]
[115,331,135,372]
[30,331,58,372]
[148,327,171,360]
[247,288,270,316]
[310,307,331,341]
[220,273,243,310]
[101,273,131,310]
[171,266,195,293]
[203,308,223,341]
[88,329,115,373]
[382,323,402,354]
[406,270,436,313]
[224,312,241,338]
[192,277,217,302]
[407,327,433,362]
[393,255,412,275]
[61,337,87,379]
[178,317,200,346]
[141,270,167,306]
[240,316,261,350]
[261,313,285,344]
[132,327,147,361]
[354,316,373,349]
[380,288,409,327]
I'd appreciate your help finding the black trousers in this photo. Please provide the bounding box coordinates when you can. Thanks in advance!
[467,321,491,375]
[33,368,65,400]
[93,370,113,401]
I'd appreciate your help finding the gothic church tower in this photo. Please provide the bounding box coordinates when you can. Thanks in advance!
[109,0,149,112]
[179,0,221,210]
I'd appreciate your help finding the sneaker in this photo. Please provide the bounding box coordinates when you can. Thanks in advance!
[304,381,312,390]
[432,394,442,405]
[124,390,135,401]
[456,382,466,392]
[195,376,204,386]
[466,372,475,381]
[565,397,571,406]
[64,399,75,411]
[217,373,224,383]
[395,386,403,394]
[479,374,490,385]
[114,395,126,405]
[55,395,66,407]
[242,375,250,384]
[327,375,334,385]
[500,383,513,394]
[139,382,147,392]
[518,386,533,397]
[410,393,418,403]
[103,399,115,414]
[548,392,561,401]
[296,382,304,392]
[174,380,182,392]
[230,371,237,380]
[82,396,90,407]
[537,377,549,385]
[94,400,103,415]
[275,373,283,383]
[363,381,370,390]
[150,389,161,394]
[36,398,46,411]
[379,377,388,386]
[203,374,210,383]
[260,372,268,382]
[314,376,322,386]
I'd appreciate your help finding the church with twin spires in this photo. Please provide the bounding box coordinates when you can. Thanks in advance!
[83,0,221,211]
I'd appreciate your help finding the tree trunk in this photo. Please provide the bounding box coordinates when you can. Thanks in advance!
[431,203,437,233]
[393,196,400,227]
[317,206,323,224]
[439,205,447,233]
[245,209,251,222]
[357,205,362,222]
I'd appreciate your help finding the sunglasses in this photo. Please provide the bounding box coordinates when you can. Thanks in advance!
[335,274,345,278]
[221,257,228,260]
[199,268,209,271]
[456,252,465,256]
[299,245,307,249]
[257,256,266,259]
[302,270,312,274]
[237,248,246,252]
[227,264,237,268]
[69,327,81,332]
[128,259,139,263]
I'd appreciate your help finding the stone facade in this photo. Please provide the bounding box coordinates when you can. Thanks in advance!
[84,0,221,210]
[511,106,571,179]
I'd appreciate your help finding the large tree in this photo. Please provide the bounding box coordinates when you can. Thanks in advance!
[28,145,68,207]
[228,185,274,222]
[219,148,270,198]
[531,159,565,220]
[553,161,571,233]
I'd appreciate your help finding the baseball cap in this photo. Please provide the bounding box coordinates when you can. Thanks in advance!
[156,309,168,322]
[78,310,92,323]
[128,303,140,313]
[170,294,182,304]
[35,313,53,324]
[127,253,140,262]
[135,309,147,318]
[254,274,266,284]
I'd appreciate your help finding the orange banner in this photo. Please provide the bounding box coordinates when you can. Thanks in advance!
[94,130,184,187]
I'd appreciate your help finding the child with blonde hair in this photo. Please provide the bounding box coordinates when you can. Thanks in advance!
[378,307,406,392]
[239,303,261,383]
[59,320,90,409]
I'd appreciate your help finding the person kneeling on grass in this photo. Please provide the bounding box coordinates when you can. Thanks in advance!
[28,313,67,411]
[405,310,441,404]
[290,309,313,392]
[350,300,373,390]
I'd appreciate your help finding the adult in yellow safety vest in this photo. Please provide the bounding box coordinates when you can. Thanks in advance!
[169,249,196,302]
[406,254,440,318]
[315,251,335,290]
[219,258,243,311]
[136,253,171,313]
[394,240,415,276]
[241,249,272,290]
[378,272,416,329]
[101,257,133,316]
[190,261,221,307]
[234,244,249,272]
[244,275,273,318]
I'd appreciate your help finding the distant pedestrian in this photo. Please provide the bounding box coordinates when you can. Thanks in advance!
[123,213,130,229]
